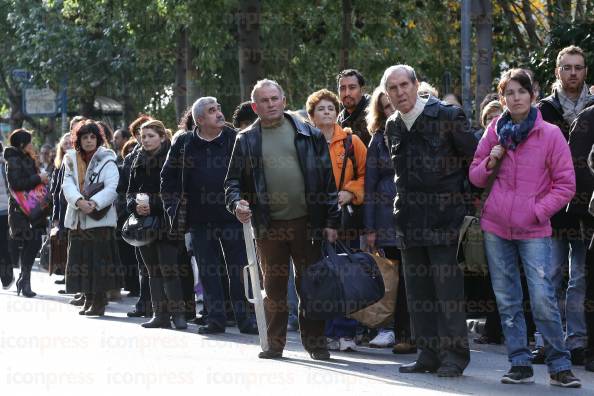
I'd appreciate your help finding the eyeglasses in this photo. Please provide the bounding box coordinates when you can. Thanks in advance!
[559,64,586,72]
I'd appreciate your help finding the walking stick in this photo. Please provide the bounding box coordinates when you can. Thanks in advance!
[242,219,269,352]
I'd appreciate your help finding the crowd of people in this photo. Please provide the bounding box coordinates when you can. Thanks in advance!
[1,44,594,388]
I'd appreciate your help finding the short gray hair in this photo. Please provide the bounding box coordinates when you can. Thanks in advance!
[191,97,218,123]
[380,65,417,92]
[250,79,285,102]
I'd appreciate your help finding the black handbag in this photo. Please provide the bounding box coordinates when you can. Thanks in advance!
[300,241,385,320]
[121,213,160,247]
[338,134,363,231]
[82,159,117,221]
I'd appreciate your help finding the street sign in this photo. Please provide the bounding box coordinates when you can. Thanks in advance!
[11,69,32,82]
[23,88,58,116]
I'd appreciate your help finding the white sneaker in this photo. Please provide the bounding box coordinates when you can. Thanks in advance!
[369,330,396,348]
[327,337,340,351]
[339,337,357,352]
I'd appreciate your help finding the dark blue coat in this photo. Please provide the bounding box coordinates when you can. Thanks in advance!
[363,130,400,247]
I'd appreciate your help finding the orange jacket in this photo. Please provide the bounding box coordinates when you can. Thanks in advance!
[328,124,367,205]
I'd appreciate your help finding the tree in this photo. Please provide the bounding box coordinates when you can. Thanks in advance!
[237,0,263,101]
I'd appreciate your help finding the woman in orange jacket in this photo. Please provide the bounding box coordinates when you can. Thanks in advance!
[306,88,367,353]
[306,89,367,243]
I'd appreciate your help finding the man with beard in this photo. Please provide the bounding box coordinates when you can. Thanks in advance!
[337,69,371,146]
[537,45,594,366]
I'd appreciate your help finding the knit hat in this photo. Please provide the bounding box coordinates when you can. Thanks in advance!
[9,129,32,149]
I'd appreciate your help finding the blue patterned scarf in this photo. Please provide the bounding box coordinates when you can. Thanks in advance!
[496,107,537,150]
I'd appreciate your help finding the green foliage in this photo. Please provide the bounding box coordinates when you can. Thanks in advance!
[0,0,591,135]
[530,21,594,93]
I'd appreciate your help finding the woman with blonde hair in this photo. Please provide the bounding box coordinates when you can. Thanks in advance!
[49,133,72,289]
[126,119,187,329]
[364,87,415,353]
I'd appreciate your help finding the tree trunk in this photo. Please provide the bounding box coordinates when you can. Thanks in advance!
[521,0,542,47]
[474,0,493,122]
[237,0,263,101]
[78,95,95,118]
[174,27,188,122]
[340,0,353,71]
[499,0,527,51]
[574,0,585,21]
[186,39,202,107]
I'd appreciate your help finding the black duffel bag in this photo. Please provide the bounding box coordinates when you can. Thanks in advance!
[300,241,385,320]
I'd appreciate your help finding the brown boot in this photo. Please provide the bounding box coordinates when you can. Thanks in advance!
[78,293,93,315]
[85,293,106,316]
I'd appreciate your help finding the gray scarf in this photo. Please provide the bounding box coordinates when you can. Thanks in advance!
[557,84,592,125]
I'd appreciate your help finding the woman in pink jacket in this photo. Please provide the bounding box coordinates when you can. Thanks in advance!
[469,69,579,388]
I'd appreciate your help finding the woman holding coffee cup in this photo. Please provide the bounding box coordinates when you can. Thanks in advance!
[126,119,187,330]
[62,120,122,316]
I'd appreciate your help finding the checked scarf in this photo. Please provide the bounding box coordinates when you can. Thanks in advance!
[496,107,537,150]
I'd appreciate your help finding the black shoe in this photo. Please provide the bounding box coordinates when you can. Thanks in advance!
[193,316,208,326]
[239,319,259,335]
[1,275,15,290]
[570,348,585,365]
[550,370,581,388]
[126,309,145,318]
[16,277,36,298]
[69,293,85,306]
[585,359,594,372]
[141,315,172,329]
[437,364,463,377]
[308,349,330,360]
[398,361,438,374]
[197,323,225,335]
[171,313,188,330]
[54,278,65,285]
[531,347,545,364]
[501,366,534,384]
[258,350,283,359]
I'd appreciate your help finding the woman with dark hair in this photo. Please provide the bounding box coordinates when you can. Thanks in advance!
[363,87,416,354]
[126,119,187,329]
[470,69,580,387]
[62,120,122,316]
[4,129,50,297]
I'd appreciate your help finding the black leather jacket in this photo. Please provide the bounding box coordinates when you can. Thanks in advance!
[385,96,477,248]
[224,113,340,238]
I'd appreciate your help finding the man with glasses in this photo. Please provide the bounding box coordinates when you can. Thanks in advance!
[536,45,594,367]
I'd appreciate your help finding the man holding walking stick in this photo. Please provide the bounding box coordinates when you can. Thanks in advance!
[225,79,340,360]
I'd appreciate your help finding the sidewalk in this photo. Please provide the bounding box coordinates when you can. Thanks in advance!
[1,268,593,395]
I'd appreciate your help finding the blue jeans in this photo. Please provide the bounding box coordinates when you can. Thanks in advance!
[484,232,571,374]
[190,222,251,329]
[550,237,587,350]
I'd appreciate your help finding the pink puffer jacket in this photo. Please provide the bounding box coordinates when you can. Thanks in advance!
[469,110,575,240]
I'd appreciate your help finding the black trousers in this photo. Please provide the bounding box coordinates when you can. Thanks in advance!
[0,215,14,286]
[9,227,42,277]
[401,244,470,370]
